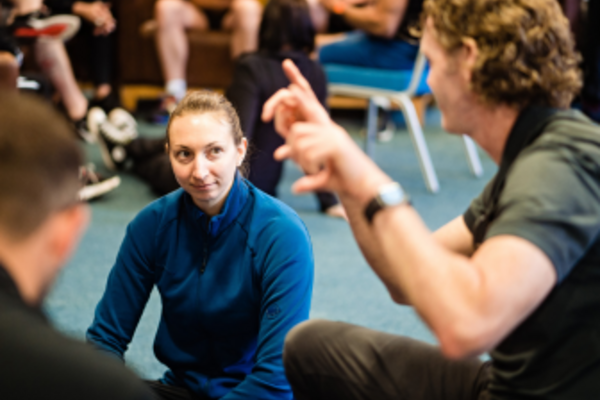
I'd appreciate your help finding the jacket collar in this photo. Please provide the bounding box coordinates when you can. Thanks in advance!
[499,105,560,171]
[183,172,250,237]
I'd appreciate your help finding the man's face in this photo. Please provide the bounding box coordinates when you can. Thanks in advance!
[421,18,479,135]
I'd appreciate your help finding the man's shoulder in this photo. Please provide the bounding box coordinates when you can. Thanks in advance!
[0,293,153,400]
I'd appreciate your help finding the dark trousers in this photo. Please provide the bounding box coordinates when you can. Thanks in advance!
[283,320,492,400]
[247,138,339,212]
[146,380,205,400]
[127,137,179,196]
[582,0,600,105]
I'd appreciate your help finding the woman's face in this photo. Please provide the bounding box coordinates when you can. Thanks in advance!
[169,112,247,216]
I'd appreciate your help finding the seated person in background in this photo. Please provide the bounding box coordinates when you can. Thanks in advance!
[87,91,314,400]
[314,0,423,71]
[0,92,155,400]
[45,0,121,111]
[226,0,345,217]
[262,0,600,399]
[153,0,262,104]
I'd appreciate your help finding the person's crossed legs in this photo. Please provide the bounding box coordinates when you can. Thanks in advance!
[154,0,261,101]
[284,320,492,400]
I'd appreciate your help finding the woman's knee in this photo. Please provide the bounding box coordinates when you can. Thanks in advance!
[230,0,262,27]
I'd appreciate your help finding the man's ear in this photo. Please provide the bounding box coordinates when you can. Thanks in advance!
[47,204,90,267]
[460,37,479,84]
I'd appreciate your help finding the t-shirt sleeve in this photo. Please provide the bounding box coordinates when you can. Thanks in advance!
[484,145,600,282]
[463,179,493,232]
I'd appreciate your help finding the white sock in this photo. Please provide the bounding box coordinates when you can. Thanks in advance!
[166,79,187,102]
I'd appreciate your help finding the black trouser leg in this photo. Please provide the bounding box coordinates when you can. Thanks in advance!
[284,320,491,400]
[583,0,600,104]
[127,138,179,196]
[145,381,200,400]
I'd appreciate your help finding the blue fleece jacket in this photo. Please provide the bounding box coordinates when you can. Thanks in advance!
[86,175,314,399]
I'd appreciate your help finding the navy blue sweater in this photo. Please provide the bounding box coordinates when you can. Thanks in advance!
[87,175,314,399]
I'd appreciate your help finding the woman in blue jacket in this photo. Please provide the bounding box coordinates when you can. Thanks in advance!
[86,91,314,400]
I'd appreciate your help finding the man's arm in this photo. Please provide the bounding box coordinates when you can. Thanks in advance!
[323,0,408,38]
[371,204,556,359]
[262,60,558,360]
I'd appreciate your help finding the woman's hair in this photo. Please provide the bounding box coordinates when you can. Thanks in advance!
[420,0,581,109]
[258,0,315,53]
[166,90,244,146]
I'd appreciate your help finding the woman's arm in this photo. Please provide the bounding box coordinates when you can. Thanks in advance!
[222,214,314,399]
[86,208,159,359]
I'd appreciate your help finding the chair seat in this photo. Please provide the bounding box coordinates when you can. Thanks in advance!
[324,63,431,95]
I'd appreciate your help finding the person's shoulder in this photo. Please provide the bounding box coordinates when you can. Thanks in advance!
[129,188,185,232]
[244,182,310,239]
[535,109,600,149]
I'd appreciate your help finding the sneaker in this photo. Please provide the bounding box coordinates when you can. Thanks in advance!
[88,106,136,171]
[73,117,95,143]
[10,12,80,42]
[78,164,121,201]
[108,107,138,139]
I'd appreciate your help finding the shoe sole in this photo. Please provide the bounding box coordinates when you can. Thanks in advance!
[14,15,81,42]
[79,175,121,201]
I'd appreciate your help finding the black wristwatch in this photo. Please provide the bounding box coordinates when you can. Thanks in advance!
[364,182,410,224]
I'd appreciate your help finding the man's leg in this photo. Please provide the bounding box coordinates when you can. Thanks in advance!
[145,380,199,400]
[0,51,18,91]
[34,38,88,121]
[221,0,261,59]
[154,0,206,101]
[284,320,491,400]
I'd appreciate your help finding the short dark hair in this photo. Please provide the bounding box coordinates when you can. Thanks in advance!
[421,0,581,108]
[258,0,315,54]
[0,93,83,240]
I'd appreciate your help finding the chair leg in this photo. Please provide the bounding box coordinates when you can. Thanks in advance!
[397,94,439,193]
[365,97,378,157]
[461,135,484,177]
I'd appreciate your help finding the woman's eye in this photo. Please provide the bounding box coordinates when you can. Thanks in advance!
[210,147,223,155]
[177,150,191,159]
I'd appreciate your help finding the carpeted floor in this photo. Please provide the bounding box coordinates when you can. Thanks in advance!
[45,108,497,379]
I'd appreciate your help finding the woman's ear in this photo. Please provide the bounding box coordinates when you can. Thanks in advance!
[237,138,248,167]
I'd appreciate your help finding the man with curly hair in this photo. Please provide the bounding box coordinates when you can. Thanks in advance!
[262,0,600,399]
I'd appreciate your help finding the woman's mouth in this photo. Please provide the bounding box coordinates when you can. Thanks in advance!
[190,182,215,190]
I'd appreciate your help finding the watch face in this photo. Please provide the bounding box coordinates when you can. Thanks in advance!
[380,185,404,206]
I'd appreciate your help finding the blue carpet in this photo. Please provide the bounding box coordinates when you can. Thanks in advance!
[44,108,497,378]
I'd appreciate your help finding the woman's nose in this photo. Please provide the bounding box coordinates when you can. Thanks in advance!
[192,156,209,180]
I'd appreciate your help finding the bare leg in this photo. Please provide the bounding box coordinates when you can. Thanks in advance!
[11,0,43,15]
[154,0,207,82]
[222,0,261,59]
[34,38,88,121]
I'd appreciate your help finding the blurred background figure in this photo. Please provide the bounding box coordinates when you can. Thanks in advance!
[153,0,262,112]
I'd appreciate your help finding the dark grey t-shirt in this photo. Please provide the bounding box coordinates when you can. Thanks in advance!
[464,108,600,399]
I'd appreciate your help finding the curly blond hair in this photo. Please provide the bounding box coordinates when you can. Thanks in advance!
[421,0,581,108]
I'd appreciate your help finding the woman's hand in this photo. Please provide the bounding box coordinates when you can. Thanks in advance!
[262,60,391,204]
[72,1,116,36]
